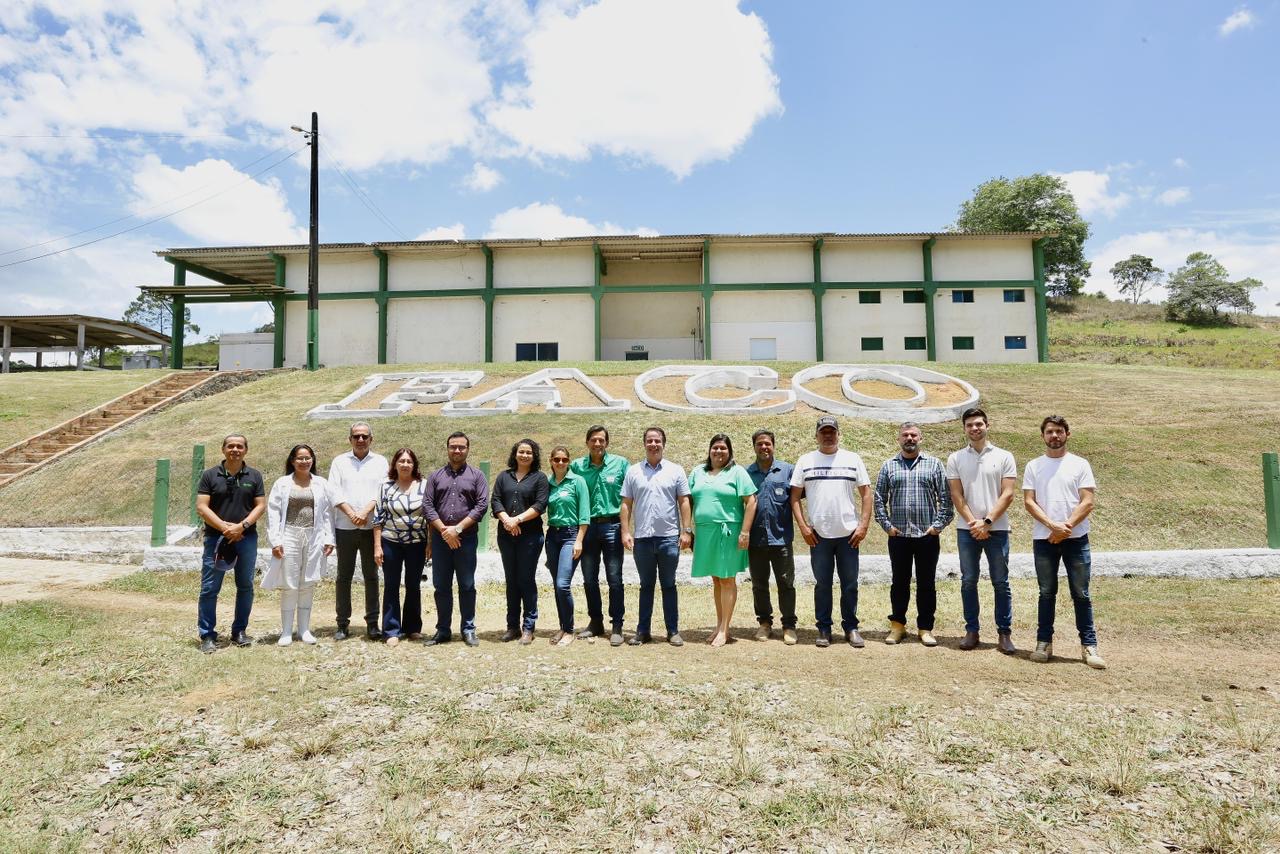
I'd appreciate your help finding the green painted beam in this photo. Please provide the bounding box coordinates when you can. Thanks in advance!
[374,248,388,364]
[269,253,286,368]
[164,257,253,286]
[185,295,278,304]
[481,244,494,363]
[592,242,603,360]
[922,238,937,362]
[701,239,712,359]
[1032,238,1049,363]
[170,261,186,369]
[812,238,825,361]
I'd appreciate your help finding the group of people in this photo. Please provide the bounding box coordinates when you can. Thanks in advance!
[194,408,1105,669]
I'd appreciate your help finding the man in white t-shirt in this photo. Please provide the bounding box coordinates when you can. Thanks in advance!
[1022,415,1105,669]
[789,416,873,648]
[945,407,1018,654]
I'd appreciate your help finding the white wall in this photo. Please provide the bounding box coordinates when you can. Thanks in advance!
[602,259,700,286]
[219,333,274,370]
[320,300,379,366]
[388,298,485,363]
[709,244,812,284]
[822,291,928,361]
[492,294,595,361]
[935,288,1037,363]
[285,252,379,294]
[602,337,700,361]
[283,301,306,368]
[822,242,922,281]
[388,249,486,291]
[493,246,593,288]
[709,291,816,360]
[932,238,1034,281]
[602,291,700,359]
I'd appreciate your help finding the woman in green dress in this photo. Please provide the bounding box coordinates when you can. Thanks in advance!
[688,433,757,648]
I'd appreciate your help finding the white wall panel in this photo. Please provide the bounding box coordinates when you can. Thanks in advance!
[932,239,1033,281]
[710,244,812,284]
[285,252,379,294]
[387,249,485,290]
[822,242,923,281]
[388,298,485,363]
[492,295,595,361]
[493,247,593,288]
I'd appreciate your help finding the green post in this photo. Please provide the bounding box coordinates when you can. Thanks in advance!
[270,252,286,368]
[1264,452,1280,549]
[374,248,389,364]
[190,445,205,528]
[701,239,713,360]
[307,308,319,370]
[478,461,491,551]
[922,238,937,361]
[169,260,186,369]
[481,244,494,363]
[593,243,603,360]
[151,459,170,547]
[812,238,825,361]
[1032,238,1049,363]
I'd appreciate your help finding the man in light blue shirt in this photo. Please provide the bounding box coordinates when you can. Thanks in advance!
[746,429,798,644]
[620,426,692,646]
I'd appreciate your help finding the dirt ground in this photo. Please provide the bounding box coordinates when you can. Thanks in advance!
[0,556,136,604]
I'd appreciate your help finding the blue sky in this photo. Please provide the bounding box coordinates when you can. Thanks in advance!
[1,0,1277,339]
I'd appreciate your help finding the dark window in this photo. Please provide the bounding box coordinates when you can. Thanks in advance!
[516,342,559,361]
[858,291,881,304]
[1003,289,1026,303]
[904,337,927,351]
[861,337,884,351]
[952,290,975,303]
[903,290,926,304]
[1005,335,1027,350]
[952,336,975,350]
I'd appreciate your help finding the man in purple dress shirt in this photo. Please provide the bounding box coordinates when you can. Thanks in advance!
[423,431,489,647]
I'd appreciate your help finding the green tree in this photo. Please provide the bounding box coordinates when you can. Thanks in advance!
[1109,254,1163,304]
[953,174,1091,299]
[121,293,200,338]
[1164,252,1259,323]
[254,321,275,333]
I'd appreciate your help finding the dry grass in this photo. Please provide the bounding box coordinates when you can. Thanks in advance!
[2,572,1279,851]
[0,370,163,449]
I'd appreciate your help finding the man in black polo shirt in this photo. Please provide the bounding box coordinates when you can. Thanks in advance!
[195,433,266,653]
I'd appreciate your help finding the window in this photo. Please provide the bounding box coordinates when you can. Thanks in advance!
[858,291,881,304]
[952,290,975,303]
[861,337,884,351]
[952,336,975,350]
[902,290,926,304]
[515,342,559,361]
[1005,335,1027,350]
[904,336,927,351]
[1003,289,1026,303]
[749,337,777,360]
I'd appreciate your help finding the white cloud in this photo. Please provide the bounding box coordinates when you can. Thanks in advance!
[463,162,503,192]
[1053,170,1131,218]
[1156,187,1191,206]
[416,223,467,240]
[129,155,305,245]
[486,0,782,177]
[1173,157,1190,169]
[485,202,657,239]
[1088,227,1280,314]
[1219,8,1257,35]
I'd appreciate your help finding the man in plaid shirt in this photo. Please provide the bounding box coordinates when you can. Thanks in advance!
[873,422,954,646]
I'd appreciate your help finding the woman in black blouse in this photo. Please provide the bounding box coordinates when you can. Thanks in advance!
[492,438,549,644]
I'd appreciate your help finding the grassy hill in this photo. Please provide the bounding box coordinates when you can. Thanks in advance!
[2,357,1277,552]
[0,371,169,450]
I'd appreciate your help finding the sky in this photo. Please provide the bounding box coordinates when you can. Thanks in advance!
[1,0,1278,342]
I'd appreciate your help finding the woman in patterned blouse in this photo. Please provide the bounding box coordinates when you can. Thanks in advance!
[373,448,431,646]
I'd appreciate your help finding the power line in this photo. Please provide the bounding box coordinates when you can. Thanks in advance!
[0,146,305,270]
[0,131,239,140]
[320,131,411,240]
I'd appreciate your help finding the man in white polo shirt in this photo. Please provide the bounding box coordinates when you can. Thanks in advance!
[946,407,1018,654]
[1023,414,1105,670]
[789,416,872,648]
[328,421,389,641]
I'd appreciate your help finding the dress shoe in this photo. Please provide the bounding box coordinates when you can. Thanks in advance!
[1030,641,1053,663]
[628,632,652,646]
[1082,645,1107,669]
[386,636,400,647]
[815,630,831,648]
[500,628,520,642]
[755,622,771,641]
[407,632,423,641]
[577,620,605,639]
[782,627,798,646]
[667,632,684,647]
[997,632,1015,655]
[366,626,384,641]
[885,621,907,645]
[200,637,217,654]
[334,627,350,641]
[520,629,534,645]
[610,629,625,647]
[846,629,865,648]
[463,630,480,647]
[919,630,938,647]
[958,631,980,651]
[232,631,253,647]
[424,631,451,646]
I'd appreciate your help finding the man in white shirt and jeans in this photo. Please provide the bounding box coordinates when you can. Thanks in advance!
[328,421,389,641]
[790,416,872,648]
[1022,415,1106,669]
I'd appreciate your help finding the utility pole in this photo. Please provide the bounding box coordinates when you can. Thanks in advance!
[293,113,320,371]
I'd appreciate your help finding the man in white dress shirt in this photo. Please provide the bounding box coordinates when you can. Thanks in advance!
[328,422,389,640]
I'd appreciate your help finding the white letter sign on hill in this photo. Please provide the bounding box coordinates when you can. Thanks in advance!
[306,371,484,420]
[442,368,630,416]
[792,364,979,423]
[635,365,795,414]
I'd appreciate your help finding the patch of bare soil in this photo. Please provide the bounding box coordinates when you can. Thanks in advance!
[0,557,137,604]
[850,379,916,400]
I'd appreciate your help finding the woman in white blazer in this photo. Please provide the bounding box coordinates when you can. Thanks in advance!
[264,444,335,645]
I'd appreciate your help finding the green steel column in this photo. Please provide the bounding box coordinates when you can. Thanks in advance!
[592,243,603,361]
[374,248,389,364]
[151,458,171,547]
[701,239,713,359]
[922,238,937,361]
[812,238,825,361]
[1032,238,1049,363]
[269,253,286,368]
[307,308,319,370]
[478,461,492,551]
[190,444,205,527]
[1263,452,1280,549]
[481,244,494,363]
[169,260,186,369]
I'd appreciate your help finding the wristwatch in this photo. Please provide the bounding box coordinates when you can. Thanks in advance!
[682,527,693,534]
[453,524,464,536]
[982,517,993,526]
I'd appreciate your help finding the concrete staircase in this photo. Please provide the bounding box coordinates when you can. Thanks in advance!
[0,371,226,489]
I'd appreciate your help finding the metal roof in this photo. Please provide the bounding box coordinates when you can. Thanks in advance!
[0,315,170,348]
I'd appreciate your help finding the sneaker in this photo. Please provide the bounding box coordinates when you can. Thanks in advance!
[334,627,350,641]
[919,630,938,647]
[782,627,797,646]
[232,631,253,648]
[424,631,451,646]
[667,632,685,647]
[277,633,293,647]
[755,622,771,642]
[577,620,605,640]
[300,631,317,645]
[846,630,865,649]
[610,629,624,647]
[815,630,831,648]
[499,628,520,643]
[366,627,384,641]
[1082,645,1107,669]
[386,636,400,647]
[628,632,652,646]
[463,630,480,647]
[1030,641,1053,663]
[885,621,906,645]
[200,637,217,654]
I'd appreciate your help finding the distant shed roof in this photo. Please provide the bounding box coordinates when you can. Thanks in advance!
[0,315,170,348]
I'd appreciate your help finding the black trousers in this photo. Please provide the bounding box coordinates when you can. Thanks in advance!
[335,528,379,630]
[887,534,940,630]
[747,544,797,629]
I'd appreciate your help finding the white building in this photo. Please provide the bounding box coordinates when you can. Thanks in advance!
[143,232,1051,368]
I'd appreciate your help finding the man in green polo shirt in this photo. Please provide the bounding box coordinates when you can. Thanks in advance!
[570,425,629,647]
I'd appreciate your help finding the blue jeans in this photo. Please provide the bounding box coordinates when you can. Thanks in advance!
[197,530,258,640]
[381,537,427,638]
[431,530,478,637]
[633,535,680,636]
[498,526,544,632]
[581,520,625,630]
[546,526,582,633]
[1033,535,1097,646]
[957,529,1012,634]
[810,535,859,633]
